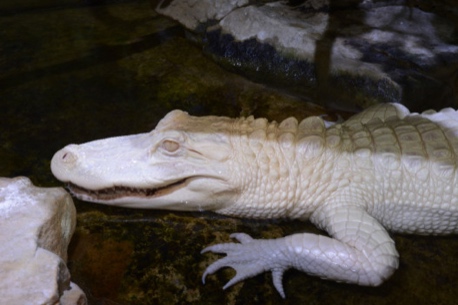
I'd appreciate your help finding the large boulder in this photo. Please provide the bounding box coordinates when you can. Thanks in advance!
[0,177,86,305]
[157,0,458,111]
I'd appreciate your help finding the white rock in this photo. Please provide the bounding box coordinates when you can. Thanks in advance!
[61,282,88,305]
[0,177,87,305]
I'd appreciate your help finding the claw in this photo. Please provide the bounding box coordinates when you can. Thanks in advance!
[201,255,228,284]
[201,241,243,255]
[222,276,240,290]
[272,268,286,299]
[200,246,213,254]
[202,269,209,284]
[229,232,253,243]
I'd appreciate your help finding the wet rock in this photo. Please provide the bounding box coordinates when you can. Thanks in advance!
[157,0,458,111]
[0,177,86,305]
[156,0,249,31]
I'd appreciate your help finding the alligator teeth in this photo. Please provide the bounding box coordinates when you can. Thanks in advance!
[66,179,188,201]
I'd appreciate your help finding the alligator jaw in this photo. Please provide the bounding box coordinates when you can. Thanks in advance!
[67,178,189,202]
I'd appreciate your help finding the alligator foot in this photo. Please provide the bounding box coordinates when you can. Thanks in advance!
[201,233,288,298]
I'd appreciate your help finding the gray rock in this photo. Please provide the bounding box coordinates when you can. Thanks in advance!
[157,0,458,111]
[157,0,249,30]
[0,177,86,305]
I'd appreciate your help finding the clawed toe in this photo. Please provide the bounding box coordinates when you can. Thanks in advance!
[201,233,288,298]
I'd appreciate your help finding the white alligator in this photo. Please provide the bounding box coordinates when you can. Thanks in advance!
[51,103,458,298]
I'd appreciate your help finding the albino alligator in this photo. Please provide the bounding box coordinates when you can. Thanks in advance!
[51,103,458,298]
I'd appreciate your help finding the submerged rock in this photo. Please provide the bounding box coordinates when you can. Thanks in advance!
[157,0,458,111]
[0,177,86,305]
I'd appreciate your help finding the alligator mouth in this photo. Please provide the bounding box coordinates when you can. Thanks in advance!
[67,178,188,201]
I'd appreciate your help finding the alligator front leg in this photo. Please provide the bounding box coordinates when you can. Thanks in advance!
[201,205,399,298]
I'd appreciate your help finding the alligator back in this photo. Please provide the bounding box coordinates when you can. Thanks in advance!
[338,104,458,169]
[324,103,458,234]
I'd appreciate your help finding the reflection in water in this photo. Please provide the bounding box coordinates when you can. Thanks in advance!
[314,0,365,110]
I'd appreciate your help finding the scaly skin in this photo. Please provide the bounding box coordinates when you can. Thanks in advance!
[51,103,458,298]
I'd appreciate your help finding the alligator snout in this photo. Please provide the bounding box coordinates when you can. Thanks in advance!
[51,145,79,181]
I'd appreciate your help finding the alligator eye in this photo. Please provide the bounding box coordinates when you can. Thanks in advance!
[161,139,180,153]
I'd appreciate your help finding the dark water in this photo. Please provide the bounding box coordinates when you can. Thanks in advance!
[1,0,458,304]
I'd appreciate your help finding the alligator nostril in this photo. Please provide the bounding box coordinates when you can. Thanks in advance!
[51,146,79,179]
[60,150,77,164]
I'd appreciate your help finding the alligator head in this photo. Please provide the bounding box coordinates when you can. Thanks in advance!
[51,110,238,211]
